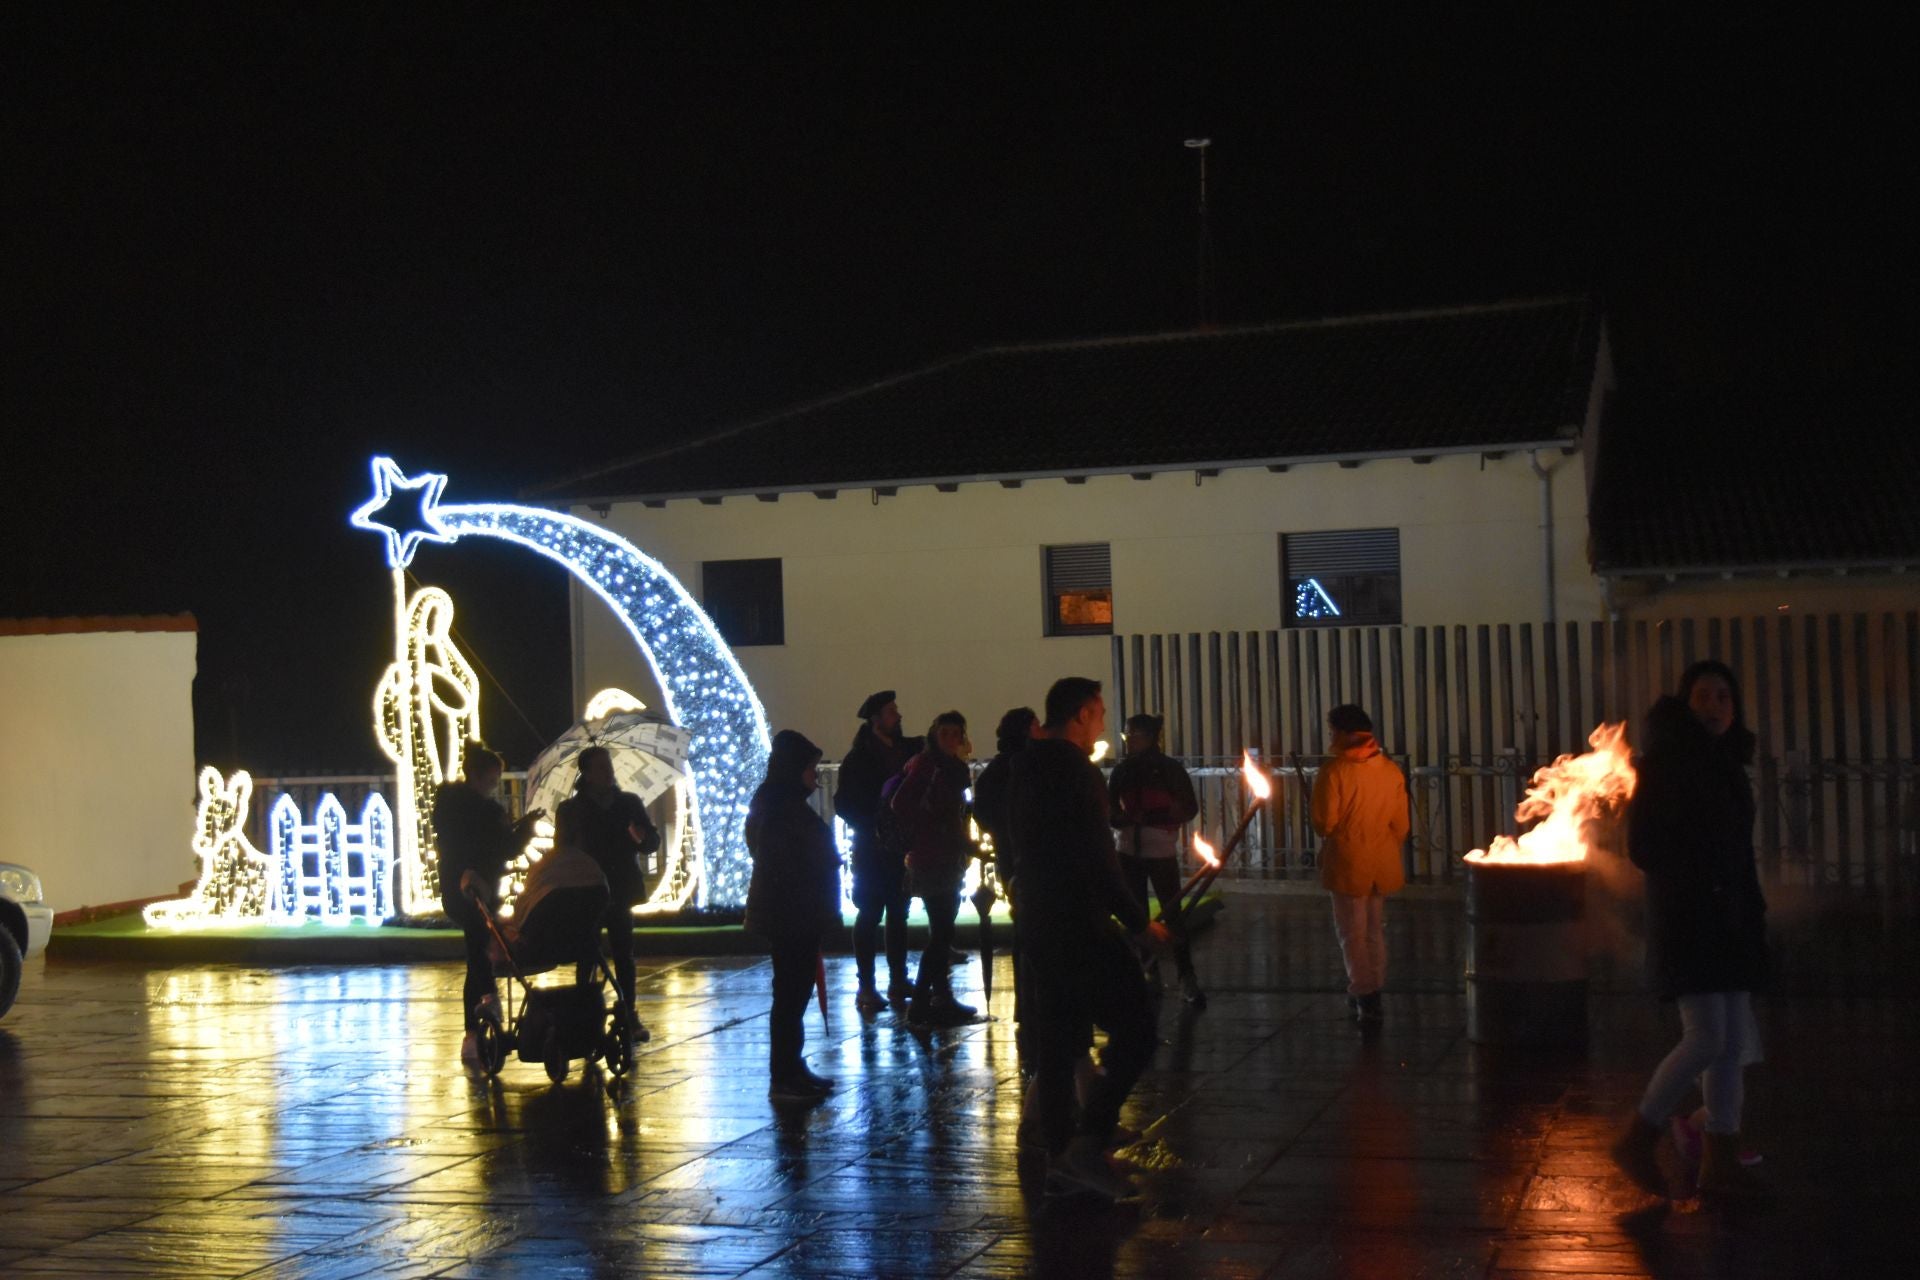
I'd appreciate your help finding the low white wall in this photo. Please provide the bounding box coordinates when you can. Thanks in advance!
[0,625,198,912]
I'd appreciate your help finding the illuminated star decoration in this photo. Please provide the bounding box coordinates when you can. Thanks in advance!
[351,457,772,909]
[350,458,455,569]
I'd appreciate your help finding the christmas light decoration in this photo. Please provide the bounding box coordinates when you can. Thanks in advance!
[374,584,482,913]
[266,791,396,925]
[145,769,274,928]
[144,770,396,928]
[351,458,771,909]
[1292,576,1342,620]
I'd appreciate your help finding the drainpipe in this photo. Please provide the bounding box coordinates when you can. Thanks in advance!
[1529,451,1557,625]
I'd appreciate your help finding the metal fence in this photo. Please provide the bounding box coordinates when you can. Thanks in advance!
[1111,614,1920,890]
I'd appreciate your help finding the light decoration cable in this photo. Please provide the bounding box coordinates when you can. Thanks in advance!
[143,770,396,927]
[144,769,275,928]
[373,585,482,914]
[350,458,771,909]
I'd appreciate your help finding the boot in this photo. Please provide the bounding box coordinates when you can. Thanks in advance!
[1610,1112,1666,1195]
[1045,1135,1136,1201]
[855,984,887,1016]
[1698,1131,1770,1197]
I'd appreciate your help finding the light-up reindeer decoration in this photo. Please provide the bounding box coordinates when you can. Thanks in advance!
[375,585,482,914]
[144,767,273,927]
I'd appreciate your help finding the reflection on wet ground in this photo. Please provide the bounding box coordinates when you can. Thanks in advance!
[0,894,1911,1277]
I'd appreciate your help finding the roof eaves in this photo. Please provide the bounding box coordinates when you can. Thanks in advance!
[1597,558,1918,579]
[558,437,1583,507]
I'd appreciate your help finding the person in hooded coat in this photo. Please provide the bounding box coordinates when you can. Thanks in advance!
[1309,704,1410,1023]
[972,706,1040,1051]
[1611,659,1769,1197]
[744,730,843,1101]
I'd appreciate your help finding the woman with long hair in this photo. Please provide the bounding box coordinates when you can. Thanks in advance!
[1612,659,1769,1197]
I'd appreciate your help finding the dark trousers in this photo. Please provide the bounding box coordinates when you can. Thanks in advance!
[1120,854,1195,976]
[1030,927,1158,1153]
[576,905,636,1004]
[852,838,909,989]
[442,888,497,1033]
[769,937,819,1081]
[912,881,961,998]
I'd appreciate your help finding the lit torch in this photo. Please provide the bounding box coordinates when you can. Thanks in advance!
[1171,751,1273,917]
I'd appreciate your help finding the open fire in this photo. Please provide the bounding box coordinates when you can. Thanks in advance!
[1464,722,1636,865]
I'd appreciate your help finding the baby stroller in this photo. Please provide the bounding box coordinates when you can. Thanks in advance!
[465,845,643,1083]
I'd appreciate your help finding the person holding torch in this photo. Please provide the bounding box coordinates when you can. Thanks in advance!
[1108,712,1207,1008]
[1009,677,1171,1202]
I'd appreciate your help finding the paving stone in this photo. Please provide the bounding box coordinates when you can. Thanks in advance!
[0,894,1911,1276]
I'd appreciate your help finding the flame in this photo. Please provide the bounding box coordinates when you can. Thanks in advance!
[1192,833,1220,868]
[1241,751,1272,801]
[1465,722,1636,865]
[1091,739,1111,763]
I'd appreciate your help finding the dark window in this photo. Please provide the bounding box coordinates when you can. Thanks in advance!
[1281,529,1401,627]
[702,558,784,646]
[1043,543,1112,636]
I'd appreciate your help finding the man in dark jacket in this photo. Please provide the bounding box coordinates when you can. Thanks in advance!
[1009,677,1168,1201]
[1108,712,1205,1007]
[836,690,923,1013]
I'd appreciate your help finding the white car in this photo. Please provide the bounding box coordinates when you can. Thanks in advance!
[1,861,53,1020]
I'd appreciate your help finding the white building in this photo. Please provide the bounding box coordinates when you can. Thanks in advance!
[537,298,1616,756]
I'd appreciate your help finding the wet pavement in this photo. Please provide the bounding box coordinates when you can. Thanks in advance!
[1,892,1912,1278]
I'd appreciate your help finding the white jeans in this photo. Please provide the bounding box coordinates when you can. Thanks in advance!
[1329,892,1387,997]
[1637,991,1763,1135]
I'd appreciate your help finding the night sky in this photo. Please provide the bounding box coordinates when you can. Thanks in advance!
[2,7,1906,772]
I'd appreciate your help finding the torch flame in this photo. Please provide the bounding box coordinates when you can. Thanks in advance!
[1241,750,1272,801]
[1465,722,1636,865]
[1192,833,1220,868]
[1091,739,1111,763]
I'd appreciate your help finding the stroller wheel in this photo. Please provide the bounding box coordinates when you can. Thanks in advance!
[603,1023,633,1077]
[543,1027,569,1084]
[475,1017,507,1078]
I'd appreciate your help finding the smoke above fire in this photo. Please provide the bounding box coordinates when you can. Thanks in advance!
[1464,723,1637,865]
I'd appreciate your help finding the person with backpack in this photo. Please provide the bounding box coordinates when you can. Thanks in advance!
[892,710,980,1027]
[837,691,922,1014]
[1108,713,1206,1008]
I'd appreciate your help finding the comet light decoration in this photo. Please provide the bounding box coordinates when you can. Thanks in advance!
[373,585,482,914]
[351,457,771,909]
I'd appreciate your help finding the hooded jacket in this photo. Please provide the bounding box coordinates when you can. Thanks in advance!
[743,731,842,942]
[1309,731,1410,896]
[1108,747,1199,859]
[1627,696,1768,998]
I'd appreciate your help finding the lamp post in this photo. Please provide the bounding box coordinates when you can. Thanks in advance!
[1184,137,1213,327]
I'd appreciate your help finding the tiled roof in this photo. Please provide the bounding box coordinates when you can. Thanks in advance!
[533,298,1601,503]
[0,614,198,637]
[1589,390,1919,574]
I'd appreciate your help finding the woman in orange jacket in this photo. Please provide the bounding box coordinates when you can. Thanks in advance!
[1309,704,1410,1023]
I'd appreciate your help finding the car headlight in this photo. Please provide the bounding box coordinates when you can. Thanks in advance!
[0,866,44,903]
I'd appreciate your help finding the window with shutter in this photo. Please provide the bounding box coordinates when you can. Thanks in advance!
[1280,529,1401,627]
[1043,543,1113,637]
[701,558,784,646]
